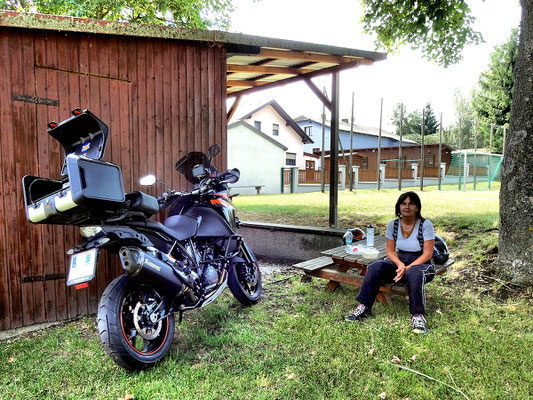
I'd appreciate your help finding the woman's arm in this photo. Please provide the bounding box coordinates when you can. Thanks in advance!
[386,238,402,266]
[406,239,435,269]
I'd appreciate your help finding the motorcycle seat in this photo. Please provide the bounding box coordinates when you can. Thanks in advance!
[125,191,159,215]
[128,215,200,241]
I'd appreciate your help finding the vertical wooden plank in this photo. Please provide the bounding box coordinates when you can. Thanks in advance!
[162,41,172,191]
[208,45,215,149]
[186,46,194,163]
[22,31,47,325]
[146,39,156,198]
[178,43,188,190]
[169,42,179,190]
[34,37,57,323]
[55,33,79,320]
[8,32,31,327]
[46,32,68,322]
[201,44,209,153]
[220,46,227,170]
[136,40,148,194]
[0,30,13,329]
[154,39,164,208]
[214,45,224,172]
[193,44,201,151]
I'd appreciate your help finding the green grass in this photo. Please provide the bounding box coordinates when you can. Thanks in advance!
[1,277,531,399]
[2,186,532,400]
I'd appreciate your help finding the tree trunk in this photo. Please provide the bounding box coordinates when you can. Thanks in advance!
[499,0,533,286]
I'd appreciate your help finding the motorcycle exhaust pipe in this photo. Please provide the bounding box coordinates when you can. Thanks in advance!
[119,246,185,295]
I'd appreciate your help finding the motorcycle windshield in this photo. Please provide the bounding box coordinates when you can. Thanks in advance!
[175,152,212,184]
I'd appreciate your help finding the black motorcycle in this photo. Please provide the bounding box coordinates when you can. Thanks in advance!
[22,109,262,371]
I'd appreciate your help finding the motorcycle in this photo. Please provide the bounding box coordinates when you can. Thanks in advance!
[22,109,262,371]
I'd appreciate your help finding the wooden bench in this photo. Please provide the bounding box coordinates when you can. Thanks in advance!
[293,236,454,304]
[230,185,265,195]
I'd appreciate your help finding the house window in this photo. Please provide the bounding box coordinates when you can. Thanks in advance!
[254,121,261,131]
[304,125,313,137]
[286,152,296,166]
[272,123,279,136]
[426,154,435,167]
[312,147,320,153]
[306,160,315,170]
[362,157,368,169]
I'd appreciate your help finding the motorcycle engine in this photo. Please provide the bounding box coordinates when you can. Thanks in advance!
[202,265,219,292]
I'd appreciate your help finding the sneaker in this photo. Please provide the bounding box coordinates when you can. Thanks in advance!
[411,314,427,334]
[345,304,371,322]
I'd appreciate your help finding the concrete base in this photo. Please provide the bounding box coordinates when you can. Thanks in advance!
[239,221,345,263]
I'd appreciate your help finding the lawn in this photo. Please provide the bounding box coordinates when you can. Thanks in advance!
[1,186,532,400]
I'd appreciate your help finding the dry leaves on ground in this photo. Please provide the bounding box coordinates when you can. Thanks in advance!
[118,391,134,400]
[392,356,401,364]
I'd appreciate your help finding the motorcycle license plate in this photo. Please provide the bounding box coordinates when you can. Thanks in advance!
[67,248,98,286]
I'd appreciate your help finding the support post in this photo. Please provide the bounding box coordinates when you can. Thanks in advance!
[321,88,327,193]
[352,166,359,189]
[399,103,403,191]
[438,112,443,190]
[377,98,383,190]
[420,109,425,191]
[349,92,354,191]
[490,123,494,154]
[329,72,340,228]
[474,120,478,190]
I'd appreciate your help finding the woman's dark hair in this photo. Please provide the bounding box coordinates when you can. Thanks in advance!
[395,191,422,218]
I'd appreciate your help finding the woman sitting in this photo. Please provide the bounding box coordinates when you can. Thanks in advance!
[345,191,435,334]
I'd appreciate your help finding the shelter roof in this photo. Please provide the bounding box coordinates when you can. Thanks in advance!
[295,115,417,144]
[0,11,386,97]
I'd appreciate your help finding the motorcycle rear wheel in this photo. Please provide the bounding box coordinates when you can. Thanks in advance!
[228,256,262,305]
[97,275,175,371]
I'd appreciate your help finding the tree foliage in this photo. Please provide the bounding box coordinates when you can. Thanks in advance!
[360,0,483,67]
[391,102,439,141]
[0,0,234,29]
[471,29,518,153]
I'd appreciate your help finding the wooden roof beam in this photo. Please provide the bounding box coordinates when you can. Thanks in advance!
[227,80,271,87]
[227,64,315,75]
[227,59,362,98]
[257,48,374,65]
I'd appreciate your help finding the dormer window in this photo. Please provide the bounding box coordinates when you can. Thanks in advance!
[273,123,279,136]
[254,121,261,131]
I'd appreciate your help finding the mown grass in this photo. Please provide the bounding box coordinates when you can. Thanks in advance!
[2,185,532,400]
[1,275,532,400]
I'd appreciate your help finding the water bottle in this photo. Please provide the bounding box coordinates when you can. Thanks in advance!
[366,224,374,247]
[344,229,353,252]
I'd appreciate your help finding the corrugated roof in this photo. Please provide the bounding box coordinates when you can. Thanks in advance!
[0,11,386,97]
[294,115,417,144]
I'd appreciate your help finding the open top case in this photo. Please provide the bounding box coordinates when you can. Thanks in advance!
[22,109,126,225]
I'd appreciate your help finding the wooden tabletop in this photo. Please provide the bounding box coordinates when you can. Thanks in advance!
[320,236,388,266]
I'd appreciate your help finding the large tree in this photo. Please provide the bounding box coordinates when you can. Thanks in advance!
[0,0,233,29]
[471,29,518,153]
[362,0,533,285]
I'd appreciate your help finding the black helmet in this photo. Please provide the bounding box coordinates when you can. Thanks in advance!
[433,235,449,265]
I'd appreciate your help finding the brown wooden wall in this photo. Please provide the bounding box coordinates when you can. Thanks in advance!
[0,27,227,331]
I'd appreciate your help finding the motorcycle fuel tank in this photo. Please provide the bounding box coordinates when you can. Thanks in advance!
[184,207,234,238]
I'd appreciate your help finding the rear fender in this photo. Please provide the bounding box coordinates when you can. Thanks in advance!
[69,226,154,254]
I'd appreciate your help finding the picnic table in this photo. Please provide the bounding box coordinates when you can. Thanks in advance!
[293,235,454,304]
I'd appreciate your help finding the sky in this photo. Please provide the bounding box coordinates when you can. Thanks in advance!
[227,0,522,131]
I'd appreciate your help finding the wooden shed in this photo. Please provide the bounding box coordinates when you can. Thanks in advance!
[0,11,385,331]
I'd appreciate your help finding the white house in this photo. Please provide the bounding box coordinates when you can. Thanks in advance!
[236,100,313,169]
[227,121,288,195]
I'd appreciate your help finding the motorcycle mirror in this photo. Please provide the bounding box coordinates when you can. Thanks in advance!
[139,174,157,186]
[208,144,221,160]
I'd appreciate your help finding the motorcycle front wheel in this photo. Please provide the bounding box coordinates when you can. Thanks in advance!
[97,275,175,371]
[228,253,262,305]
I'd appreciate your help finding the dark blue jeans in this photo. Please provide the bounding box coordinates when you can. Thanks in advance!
[356,251,435,315]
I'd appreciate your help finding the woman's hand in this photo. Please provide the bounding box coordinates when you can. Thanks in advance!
[394,263,406,282]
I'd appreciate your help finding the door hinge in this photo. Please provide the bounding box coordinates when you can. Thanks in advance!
[12,93,59,106]
[21,273,66,283]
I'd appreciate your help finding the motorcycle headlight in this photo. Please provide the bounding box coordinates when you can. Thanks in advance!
[80,226,103,238]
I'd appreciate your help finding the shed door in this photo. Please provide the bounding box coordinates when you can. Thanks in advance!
[27,67,133,324]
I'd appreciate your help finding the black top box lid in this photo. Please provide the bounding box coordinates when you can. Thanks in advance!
[48,109,109,176]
